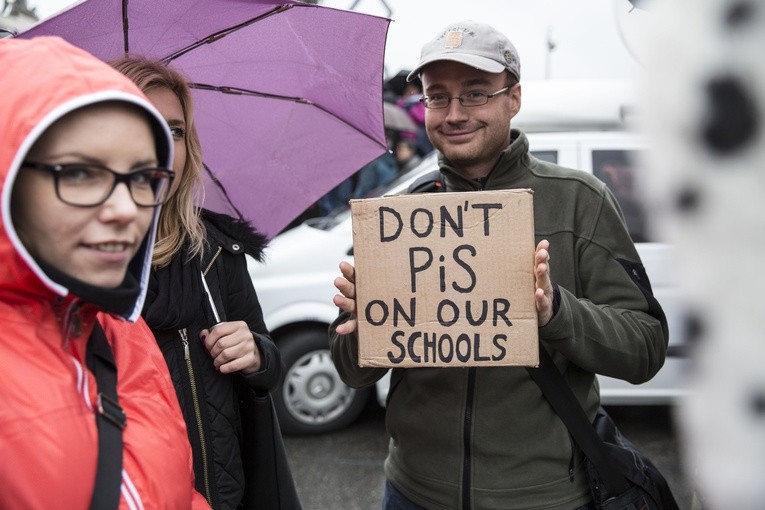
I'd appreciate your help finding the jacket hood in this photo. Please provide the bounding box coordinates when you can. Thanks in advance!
[0,36,173,321]
[201,209,269,262]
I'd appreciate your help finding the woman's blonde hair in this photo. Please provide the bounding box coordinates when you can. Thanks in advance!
[110,56,206,267]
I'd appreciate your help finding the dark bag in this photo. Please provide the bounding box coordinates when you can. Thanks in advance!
[528,347,679,510]
[585,406,678,510]
[237,384,302,510]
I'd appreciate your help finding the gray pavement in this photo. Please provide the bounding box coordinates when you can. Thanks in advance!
[284,403,693,509]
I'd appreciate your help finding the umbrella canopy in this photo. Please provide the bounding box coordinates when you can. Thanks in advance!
[20,0,389,238]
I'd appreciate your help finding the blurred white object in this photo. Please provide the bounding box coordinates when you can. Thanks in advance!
[644,0,765,508]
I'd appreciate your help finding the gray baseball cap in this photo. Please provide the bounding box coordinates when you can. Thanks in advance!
[407,21,521,82]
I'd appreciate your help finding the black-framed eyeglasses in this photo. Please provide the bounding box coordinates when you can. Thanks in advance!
[420,85,511,110]
[22,161,175,208]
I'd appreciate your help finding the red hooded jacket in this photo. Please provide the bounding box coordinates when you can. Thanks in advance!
[0,37,209,509]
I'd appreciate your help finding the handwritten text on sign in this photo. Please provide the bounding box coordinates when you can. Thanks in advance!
[350,189,539,368]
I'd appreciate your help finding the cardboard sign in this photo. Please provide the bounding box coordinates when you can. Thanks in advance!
[350,189,539,368]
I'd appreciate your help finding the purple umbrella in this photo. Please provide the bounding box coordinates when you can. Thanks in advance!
[20,0,389,238]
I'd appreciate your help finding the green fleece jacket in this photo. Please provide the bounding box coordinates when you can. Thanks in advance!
[329,130,668,510]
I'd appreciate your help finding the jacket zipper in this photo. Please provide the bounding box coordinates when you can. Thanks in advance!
[454,170,491,509]
[461,367,477,510]
[180,327,212,506]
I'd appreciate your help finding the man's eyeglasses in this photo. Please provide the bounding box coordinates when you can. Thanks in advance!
[22,161,175,208]
[420,85,511,110]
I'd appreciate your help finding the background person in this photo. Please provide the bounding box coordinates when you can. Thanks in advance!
[0,36,208,509]
[110,56,298,510]
[329,21,668,510]
[393,134,423,173]
[386,69,434,157]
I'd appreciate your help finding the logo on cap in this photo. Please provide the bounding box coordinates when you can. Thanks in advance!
[444,30,463,48]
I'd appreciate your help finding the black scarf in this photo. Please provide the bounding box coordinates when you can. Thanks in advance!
[142,249,205,330]
[37,259,141,318]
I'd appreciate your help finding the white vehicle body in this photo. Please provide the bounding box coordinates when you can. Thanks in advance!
[249,82,688,434]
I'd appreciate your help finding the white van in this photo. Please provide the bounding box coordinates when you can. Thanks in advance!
[248,82,688,434]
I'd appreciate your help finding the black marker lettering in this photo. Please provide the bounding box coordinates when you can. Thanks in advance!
[452,244,477,293]
[471,203,502,236]
[387,331,406,363]
[409,247,433,293]
[379,207,403,242]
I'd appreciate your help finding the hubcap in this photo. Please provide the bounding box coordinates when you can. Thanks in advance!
[283,349,356,425]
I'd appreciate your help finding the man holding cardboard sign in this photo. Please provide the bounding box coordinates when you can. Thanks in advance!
[330,20,668,510]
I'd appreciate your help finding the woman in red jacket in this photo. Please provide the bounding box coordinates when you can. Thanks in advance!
[0,37,209,509]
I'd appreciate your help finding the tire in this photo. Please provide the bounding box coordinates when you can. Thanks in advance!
[274,328,371,435]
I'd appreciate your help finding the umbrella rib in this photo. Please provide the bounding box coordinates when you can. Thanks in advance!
[162,4,294,63]
[122,0,129,53]
[188,82,311,104]
[188,82,387,150]
[202,162,246,222]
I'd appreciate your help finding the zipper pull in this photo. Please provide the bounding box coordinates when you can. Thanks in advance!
[179,328,190,360]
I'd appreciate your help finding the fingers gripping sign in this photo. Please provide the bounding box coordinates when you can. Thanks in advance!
[200,320,262,374]
[534,239,555,327]
[333,261,358,335]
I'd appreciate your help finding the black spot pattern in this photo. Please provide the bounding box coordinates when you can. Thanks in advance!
[726,1,755,27]
[675,185,702,213]
[702,76,758,154]
[748,389,765,417]
[683,311,705,345]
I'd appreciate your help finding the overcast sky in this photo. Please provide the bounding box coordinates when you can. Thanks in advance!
[30,0,647,81]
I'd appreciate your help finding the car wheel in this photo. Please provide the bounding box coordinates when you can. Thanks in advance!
[274,328,371,435]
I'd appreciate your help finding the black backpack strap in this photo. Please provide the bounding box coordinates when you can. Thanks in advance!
[526,347,631,495]
[86,322,126,510]
[408,169,444,193]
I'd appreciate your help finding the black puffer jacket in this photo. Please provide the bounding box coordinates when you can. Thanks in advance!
[143,210,284,510]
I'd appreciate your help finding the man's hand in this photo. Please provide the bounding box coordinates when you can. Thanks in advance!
[200,321,261,374]
[534,239,555,327]
[333,261,358,335]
